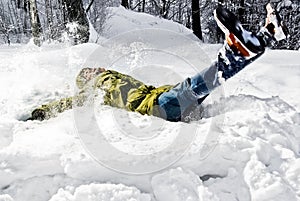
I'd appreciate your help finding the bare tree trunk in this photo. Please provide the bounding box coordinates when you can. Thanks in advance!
[191,0,202,40]
[12,0,23,34]
[216,0,224,43]
[161,0,168,19]
[7,1,16,34]
[238,0,245,25]
[57,0,64,25]
[45,0,53,40]
[61,0,89,44]
[29,0,41,46]
[121,0,129,9]
[12,0,23,42]
[136,0,141,12]
[86,0,95,13]
[178,1,182,23]
[142,0,145,12]
[7,2,16,31]
[186,11,191,29]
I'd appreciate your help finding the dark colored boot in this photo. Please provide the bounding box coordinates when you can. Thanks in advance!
[214,6,266,57]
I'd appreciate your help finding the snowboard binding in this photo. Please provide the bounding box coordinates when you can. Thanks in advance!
[264,3,289,41]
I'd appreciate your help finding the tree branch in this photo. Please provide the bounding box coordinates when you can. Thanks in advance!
[86,0,95,13]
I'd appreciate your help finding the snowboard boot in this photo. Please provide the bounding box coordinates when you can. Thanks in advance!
[26,108,46,121]
[213,5,288,81]
[213,6,267,80]
[214,6,265,58]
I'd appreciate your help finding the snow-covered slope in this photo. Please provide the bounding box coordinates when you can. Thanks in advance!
[0,6,300,201]
[103,6,194,39]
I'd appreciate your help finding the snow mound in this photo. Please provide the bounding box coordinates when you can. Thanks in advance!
[49,183,151,201]
[244,156,298,201]
[151,167,218,201]
[0,194,13,201]
[1,42,299,201]
[103,6,195,40]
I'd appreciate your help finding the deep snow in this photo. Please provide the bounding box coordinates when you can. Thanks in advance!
[0,6,299,201]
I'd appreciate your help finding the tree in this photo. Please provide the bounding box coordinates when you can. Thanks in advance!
[191,0,202,40]
[61,0,89,44]
[238,0,245,25]
[0,0,298,49]
[121,0,129,9]
[44,0,53,41]
[29,0,41,46]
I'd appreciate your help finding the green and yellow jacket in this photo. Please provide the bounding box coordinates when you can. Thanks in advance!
[29,70,173,121]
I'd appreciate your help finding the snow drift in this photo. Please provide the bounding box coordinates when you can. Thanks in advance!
[0,6,299,201]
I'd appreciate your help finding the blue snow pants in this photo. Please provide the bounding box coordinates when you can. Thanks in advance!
[157,45,263,121]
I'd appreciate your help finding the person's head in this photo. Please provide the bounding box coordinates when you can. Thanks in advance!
[76,67,106,89]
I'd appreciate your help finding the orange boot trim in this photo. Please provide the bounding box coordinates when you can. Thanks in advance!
[226,33,250,57]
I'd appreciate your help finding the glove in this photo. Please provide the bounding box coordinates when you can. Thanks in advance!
[27,108,46,121]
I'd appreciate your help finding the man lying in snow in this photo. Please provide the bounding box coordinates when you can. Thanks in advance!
[27,5,288,122]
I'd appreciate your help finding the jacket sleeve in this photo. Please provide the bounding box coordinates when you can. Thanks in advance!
[29,93,87,121]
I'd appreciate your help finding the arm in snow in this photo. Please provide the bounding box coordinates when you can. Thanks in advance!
[27,93,87,121]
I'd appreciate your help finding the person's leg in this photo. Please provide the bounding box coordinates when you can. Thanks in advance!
[156,4,288,122]
[157,43,264,121]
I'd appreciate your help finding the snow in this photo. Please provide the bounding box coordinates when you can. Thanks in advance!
[0,6,300,201]
[103,6,195,39]
[49,183,151,201]
[151,167,219,201]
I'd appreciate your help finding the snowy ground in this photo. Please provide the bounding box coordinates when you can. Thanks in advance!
[0,6,300,201]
